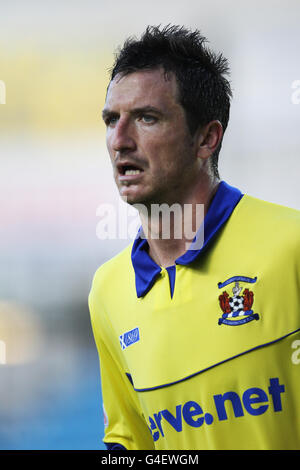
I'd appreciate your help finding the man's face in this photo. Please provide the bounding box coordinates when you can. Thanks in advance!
[103,68,200,206]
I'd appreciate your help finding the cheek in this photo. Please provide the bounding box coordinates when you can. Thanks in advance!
[144,129,180,156]
[106,141,117,170]
[147,134,192,171]
[106,134,113,156]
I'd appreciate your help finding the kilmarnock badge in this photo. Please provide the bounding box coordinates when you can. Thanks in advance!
[218,276,260,326]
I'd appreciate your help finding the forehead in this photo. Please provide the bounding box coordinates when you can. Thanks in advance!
[104,68,180,111]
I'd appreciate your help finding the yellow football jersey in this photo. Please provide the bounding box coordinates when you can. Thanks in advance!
[89,182,300,450]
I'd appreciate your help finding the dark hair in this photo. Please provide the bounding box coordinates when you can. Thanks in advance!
[110,25,232,178]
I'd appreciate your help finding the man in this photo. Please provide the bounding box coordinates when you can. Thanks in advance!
[89,25,300,450]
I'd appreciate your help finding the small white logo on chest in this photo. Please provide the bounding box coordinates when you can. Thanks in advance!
[119,327,140,350]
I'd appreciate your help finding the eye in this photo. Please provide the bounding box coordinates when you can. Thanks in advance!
[104,115,119,127]
[139,114,157,124]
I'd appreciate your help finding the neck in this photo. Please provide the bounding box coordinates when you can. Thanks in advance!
[139,176,220,267]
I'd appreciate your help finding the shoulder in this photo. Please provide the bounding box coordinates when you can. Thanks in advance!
[237,194,300,232]
[239,193,299,218]
[231,195,300,261]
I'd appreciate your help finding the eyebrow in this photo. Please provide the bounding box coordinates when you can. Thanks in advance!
[102,106,163,120]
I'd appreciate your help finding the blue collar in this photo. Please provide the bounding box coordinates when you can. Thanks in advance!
[131,181,243,298]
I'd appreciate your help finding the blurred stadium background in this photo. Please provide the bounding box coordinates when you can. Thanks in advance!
[0,0,299,450]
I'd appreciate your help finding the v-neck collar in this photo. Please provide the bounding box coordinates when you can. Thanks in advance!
[131,181,243,298]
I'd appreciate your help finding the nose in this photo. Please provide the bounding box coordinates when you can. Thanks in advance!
[110,117,136,154]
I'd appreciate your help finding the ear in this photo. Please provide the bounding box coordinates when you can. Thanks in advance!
[195,120,224,160]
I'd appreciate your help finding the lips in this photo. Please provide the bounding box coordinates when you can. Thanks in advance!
[116,160,145,181]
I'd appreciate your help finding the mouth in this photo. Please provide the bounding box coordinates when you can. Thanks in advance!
[116,162,144,181]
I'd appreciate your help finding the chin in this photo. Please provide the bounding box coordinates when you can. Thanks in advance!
[119,189,142,205]
[119,189,154,209]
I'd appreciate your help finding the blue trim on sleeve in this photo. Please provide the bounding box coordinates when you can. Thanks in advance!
[105,442,127,450]
[131,181,243,298]
[126,372,134,386]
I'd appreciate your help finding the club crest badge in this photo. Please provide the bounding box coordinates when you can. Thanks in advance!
[218,276,260,326]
